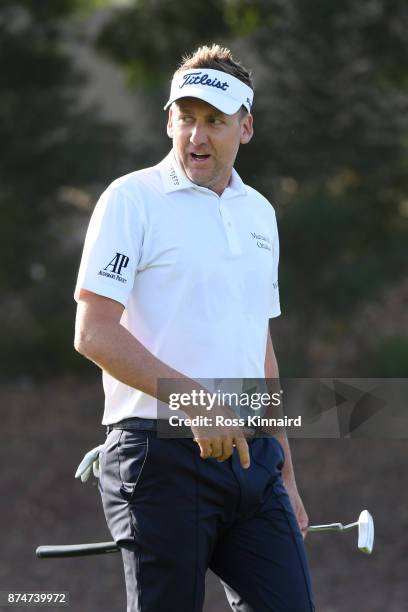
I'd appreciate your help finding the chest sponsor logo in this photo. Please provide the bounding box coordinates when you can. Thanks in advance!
[98,252,129,284]
[251,232,271,251]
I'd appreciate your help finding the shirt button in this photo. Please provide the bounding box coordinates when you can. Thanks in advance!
[227,222,232,228]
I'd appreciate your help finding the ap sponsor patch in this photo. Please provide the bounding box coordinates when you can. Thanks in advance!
[98,252,129,284]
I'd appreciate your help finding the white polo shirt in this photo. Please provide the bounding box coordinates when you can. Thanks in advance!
[75,151,281,424]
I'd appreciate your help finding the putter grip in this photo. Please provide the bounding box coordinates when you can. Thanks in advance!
[36,541,119,558]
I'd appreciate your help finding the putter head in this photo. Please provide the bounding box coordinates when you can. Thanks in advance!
[358,510,374,554]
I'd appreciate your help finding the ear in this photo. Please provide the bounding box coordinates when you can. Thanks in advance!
[167,107,174,139]
[240,113,254,145]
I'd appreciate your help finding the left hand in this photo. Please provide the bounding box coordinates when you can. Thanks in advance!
[284,480,309,538]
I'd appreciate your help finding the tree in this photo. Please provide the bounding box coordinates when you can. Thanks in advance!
[95,0,408,374]
[0,0,127,377]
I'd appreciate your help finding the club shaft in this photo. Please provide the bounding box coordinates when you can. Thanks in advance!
[308,523,344,532]
[308,520,358,532]
[36,541,119,558]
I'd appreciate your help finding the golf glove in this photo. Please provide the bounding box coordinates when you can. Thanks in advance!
[75,444,104,482]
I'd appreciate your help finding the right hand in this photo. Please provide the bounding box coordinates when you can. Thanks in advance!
[189,404,250,469]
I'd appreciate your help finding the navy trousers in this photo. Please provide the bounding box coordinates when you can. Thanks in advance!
[99,428,314,612]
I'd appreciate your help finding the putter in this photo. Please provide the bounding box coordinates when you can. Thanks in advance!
[308,509,374,554]
[36,509,374,558]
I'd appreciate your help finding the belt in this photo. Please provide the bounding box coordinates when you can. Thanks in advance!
[108,417,160,431]
[107,416,261,439]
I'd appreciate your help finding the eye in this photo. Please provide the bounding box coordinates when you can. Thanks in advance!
[210,117,224,126]
[179,115,194,124]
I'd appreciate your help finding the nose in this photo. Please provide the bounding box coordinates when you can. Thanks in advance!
[189,122,209,146]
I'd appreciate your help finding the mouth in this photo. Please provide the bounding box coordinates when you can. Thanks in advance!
[189,152,211,163]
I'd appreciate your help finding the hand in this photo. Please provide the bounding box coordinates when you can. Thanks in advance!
[75,444,104,482]
[284,480,309,538]
[189,404,250,469]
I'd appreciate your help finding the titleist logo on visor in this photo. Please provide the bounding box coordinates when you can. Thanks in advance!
[180,71,229,91]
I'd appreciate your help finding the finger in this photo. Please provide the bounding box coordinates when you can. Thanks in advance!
[216,437,234,462]
[234,436,250,469]
[298,513,309,538]
[209,439,223,459]
[300,522,309,539]
[197,438,213,459]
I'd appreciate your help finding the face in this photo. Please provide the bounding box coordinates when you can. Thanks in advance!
[167,97,253,195]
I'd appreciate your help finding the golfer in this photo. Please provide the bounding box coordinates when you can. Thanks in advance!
[74,44,314,612]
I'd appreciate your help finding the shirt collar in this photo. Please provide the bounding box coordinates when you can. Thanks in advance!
[158,150,247,198]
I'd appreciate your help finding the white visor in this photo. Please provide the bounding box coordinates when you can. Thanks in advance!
[164,68,253,115]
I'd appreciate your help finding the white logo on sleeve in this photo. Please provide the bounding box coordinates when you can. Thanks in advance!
[98,252,129,284]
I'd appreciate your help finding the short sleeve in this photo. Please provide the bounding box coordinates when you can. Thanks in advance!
[269,210,281,318]
[74,185,144,306]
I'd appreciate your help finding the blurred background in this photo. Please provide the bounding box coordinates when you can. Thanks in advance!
[1,0,407,610]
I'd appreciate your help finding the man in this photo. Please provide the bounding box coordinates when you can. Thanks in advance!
[74,44,314,612]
